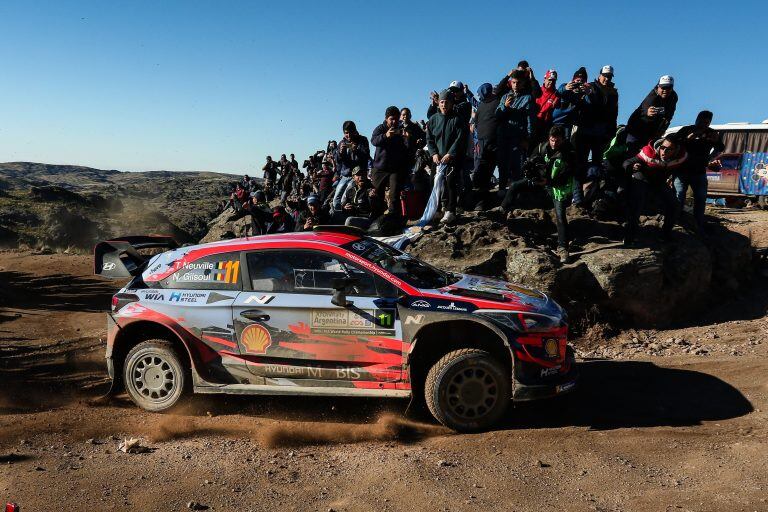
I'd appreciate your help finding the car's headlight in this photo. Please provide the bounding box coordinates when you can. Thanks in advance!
[477,311,563,333]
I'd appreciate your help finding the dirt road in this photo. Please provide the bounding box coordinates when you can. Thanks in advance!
[2,209,767,512]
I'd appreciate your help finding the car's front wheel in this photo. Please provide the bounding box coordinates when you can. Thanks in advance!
[123,340,187,412]
[424,349,510,432]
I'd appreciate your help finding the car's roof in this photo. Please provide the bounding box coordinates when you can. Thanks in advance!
[193,230,362,251]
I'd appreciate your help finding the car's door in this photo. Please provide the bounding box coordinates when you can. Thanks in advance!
[150,251,244,383]
[233,249,404,384]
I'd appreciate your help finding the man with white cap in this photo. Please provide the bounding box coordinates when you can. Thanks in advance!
[626,75,679,154]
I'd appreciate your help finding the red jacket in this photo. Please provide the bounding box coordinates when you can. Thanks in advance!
[536,86,560,123]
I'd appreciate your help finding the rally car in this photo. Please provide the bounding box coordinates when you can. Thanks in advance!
[95,226,577,432]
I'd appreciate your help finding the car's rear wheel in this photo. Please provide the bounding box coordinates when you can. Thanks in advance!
[424,348,510,432]
[123,340,187,412]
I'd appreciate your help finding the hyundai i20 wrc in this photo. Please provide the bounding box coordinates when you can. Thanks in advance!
[95,227,577,432]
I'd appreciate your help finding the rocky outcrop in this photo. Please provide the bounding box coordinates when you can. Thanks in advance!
[199,210,253,244]
[408,209,751,328]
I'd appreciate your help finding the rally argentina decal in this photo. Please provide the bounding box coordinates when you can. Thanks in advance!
[310,308,395,335]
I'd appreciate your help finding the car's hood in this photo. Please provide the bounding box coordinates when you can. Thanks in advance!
[423,274,563,317]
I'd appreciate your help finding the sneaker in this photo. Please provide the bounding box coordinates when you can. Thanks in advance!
[440,211,456,224]
[557,247,569,264]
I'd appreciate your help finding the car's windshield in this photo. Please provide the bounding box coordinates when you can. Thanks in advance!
[341,238,460,290]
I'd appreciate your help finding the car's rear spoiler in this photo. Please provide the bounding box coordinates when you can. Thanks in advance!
[94,236,179,279]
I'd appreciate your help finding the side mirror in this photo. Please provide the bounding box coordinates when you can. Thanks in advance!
[331,277,359,308]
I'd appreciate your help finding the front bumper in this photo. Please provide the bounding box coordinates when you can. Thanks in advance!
[512,347,578,401]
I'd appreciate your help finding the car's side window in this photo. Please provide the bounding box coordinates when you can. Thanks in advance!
[247,250,378,296]
[159,252,242,290]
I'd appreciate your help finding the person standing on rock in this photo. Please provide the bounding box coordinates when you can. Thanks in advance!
[496,70,536,194]
[371,106,410,216]
[625,75,678,155]
[573,65,619,206]
[501,125,576,263]
[534,70,560,146]
[332,121,370,211]
[674,110,724,234]
[427,89,468,224]
[623,133,688,246]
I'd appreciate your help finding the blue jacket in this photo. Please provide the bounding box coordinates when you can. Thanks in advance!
[496,92,535,141]
[551,84,585,127]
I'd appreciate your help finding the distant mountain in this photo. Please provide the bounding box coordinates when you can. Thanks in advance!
[0,162,241,251]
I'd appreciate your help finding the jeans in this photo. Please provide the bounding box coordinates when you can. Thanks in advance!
[625,178,678,241]
[571,130,610,205]
[332,176,352,210]
[673,173,708,232]
[496,141,526,189]
[502,179,570,248]
[442,164,460,213]
[472,138,497,191]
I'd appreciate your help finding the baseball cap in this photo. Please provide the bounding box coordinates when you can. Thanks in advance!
[600,65,614,76]
[658,75,674,88]
[544,69,558,80]
[438,89,452,101]
[448,80,464,90]
[307,194,320,206]
[352,166,366,176]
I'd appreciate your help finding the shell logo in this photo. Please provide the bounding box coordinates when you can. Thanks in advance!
[241,324,272,354]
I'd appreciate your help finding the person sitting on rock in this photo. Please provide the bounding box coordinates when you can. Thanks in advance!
[501,125,576,263]
[266,205,296,234]
[296,194,331,232]
[342,166,381,230]
[623,133,688,246]
[246,190,272,235]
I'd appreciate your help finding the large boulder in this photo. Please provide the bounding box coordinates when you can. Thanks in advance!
[199,210,253,244]
[407,209,749,328]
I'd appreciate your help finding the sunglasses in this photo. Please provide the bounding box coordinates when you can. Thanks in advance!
[660,145,675,151]
[659,85,673,90]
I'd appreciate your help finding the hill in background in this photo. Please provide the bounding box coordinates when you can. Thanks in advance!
[0,162,240,251]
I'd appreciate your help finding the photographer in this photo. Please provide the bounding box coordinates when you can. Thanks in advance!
[626,75,678,154]
[552,67,590,138]
[496,70,536,191]
[400,107,426,171]
[342,166,381,229]
[623,133,688,245]
[572,65,619,206]
[332,120,370,211]
[674,110,724,233]
[371,106,410,216]
[501,125,576,263]
[296,194,331,231]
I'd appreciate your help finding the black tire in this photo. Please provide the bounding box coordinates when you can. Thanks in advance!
[424,348,510,432]
[123,339,187,412]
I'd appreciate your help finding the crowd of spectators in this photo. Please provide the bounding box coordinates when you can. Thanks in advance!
[222,61,725,263]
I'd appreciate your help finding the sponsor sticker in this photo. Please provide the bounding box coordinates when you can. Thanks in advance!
[244,294,275,305]
[241,324,272,354]
[410,300,431,308]
[436,301,469,312]
[540,366,561,378]
[169,291,208,303]
[310,308,395,335]
[556,381,576,394]
[404,314,425,325]
[102,262,116,271]
[144,292,165,301]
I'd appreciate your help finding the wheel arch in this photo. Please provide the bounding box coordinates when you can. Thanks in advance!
[406,318,513,397]
[111,320,195,393]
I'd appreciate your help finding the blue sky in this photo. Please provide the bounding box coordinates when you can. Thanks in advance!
[0,0,765,174]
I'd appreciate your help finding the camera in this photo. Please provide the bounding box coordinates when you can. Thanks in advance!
[523,156,546,182]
